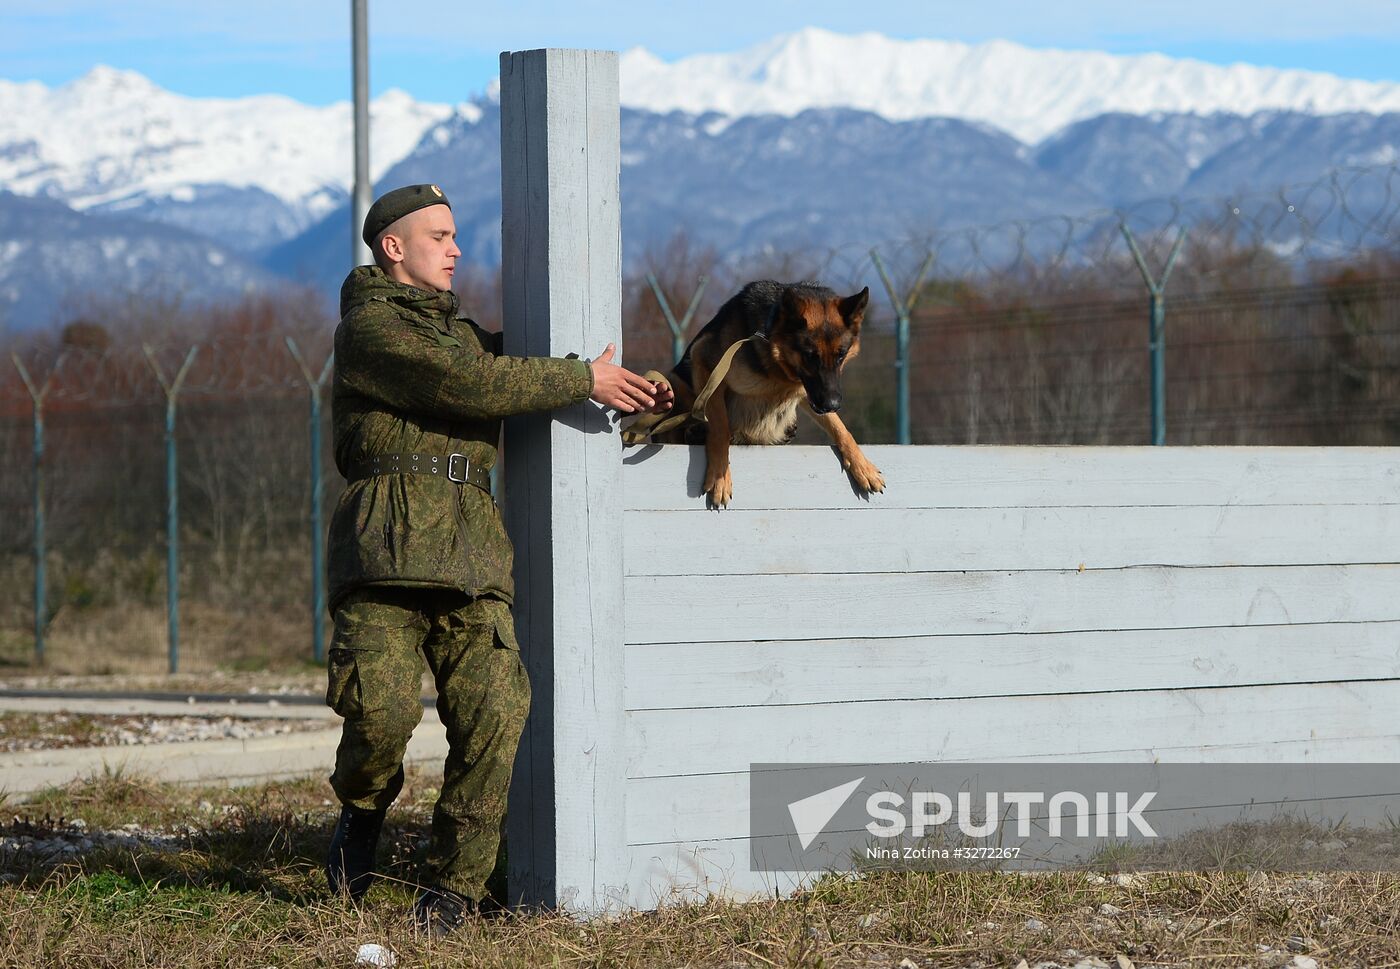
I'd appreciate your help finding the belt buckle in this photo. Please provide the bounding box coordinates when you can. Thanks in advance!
[447,453,470,484]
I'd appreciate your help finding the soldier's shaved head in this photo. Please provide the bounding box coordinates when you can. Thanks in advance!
[373,204,460,293]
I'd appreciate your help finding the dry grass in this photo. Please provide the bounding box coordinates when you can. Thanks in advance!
[2,769,1398,968]
[0,599,323,676]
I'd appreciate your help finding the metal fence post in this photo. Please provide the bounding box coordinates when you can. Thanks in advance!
[286,338,334,664]
[870,249,934,445]
[12,353,61,666]
[144,345,198,674]
[350,0,372,269]
[1122,226,1186,446]
[645,272,707,364]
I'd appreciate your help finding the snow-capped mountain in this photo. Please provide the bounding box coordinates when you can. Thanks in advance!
[0,190,286,331]
[620,27,1400,143]
[2,29,1399,328]
[6,28,1399,244]
[0,66,461,250]
[258,104,1396,298]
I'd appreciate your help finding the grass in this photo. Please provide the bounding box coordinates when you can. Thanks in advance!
[2,768,1399,967]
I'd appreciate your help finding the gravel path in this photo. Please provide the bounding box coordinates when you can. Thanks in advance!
[0,712,333,753]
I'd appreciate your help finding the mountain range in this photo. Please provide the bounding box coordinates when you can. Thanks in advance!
[2,28,1398,330]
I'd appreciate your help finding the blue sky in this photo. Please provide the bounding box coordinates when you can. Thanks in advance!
[4,0,1399,103]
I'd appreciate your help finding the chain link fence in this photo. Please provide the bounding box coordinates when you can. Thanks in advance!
[2,167,1398,676]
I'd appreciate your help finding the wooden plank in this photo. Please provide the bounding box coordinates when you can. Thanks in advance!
[501,47,626,914]
[620,724,1400,908]
[624,504,1400,576]
[624,564,1400,643]
[624,837,817,906]
[624,620,1400,710]
[624,679,1400,778]
[625,733,1400,846]
[621,445,1400,511]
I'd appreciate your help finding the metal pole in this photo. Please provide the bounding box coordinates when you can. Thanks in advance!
[351,0,372,268]
[12,354,58,667]
[1121,227,1186,446]
[287,338,335,664]
[645,273,707,363]
[145,345,198,674]
[163,394,179,672]
[870,249,933,445]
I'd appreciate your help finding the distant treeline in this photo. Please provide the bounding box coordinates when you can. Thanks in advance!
[0,238,1396,673]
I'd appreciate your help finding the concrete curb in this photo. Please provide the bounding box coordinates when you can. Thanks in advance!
[0,713,449,801]
[0,695,340,720]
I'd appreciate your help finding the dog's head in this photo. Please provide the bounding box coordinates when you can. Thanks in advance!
[771,284,869,414]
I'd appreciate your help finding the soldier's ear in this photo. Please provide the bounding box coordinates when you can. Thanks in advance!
[840,287,869,327]
[379,232,406,265]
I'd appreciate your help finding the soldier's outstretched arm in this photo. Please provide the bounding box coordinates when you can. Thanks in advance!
[481,327,668,414]
[337,312,596,420]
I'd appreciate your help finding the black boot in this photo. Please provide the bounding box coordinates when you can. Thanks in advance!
[412,886,504,937]
[326,804,387,901]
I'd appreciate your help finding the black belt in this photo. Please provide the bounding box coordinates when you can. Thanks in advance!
[346,452,492,493]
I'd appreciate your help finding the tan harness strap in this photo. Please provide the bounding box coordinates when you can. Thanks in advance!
[622,335,756,444]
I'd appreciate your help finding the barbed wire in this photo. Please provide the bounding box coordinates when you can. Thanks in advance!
[797,162,1400,301]
[6,164,1399,409]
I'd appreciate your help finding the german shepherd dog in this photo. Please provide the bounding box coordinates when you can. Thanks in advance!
[655,280,885,507]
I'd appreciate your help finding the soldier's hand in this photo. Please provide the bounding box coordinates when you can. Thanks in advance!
[589,344,657,414]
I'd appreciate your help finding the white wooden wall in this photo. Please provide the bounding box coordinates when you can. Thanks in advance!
[617,444,1400,906]
[496,46,1400,914]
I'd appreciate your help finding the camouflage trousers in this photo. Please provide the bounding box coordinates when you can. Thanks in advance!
[326,585,531,902]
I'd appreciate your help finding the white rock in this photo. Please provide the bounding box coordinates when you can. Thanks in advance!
[354,943,396,968]
[1024,917,1046,932]
[1288,957,1318,969]
[1109,873,1137,888]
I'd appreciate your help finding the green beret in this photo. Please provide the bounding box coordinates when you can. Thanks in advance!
[362,184,451,246]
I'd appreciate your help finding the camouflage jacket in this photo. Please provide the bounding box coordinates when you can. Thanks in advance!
[327,266,593,611]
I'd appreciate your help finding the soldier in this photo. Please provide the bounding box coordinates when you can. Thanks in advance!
[323,184,669,936]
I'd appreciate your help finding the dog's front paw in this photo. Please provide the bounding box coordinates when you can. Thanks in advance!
[704,465,734,508]
[846,453,885,495]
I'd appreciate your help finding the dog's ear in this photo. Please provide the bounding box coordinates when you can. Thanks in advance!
[779,286,806,328]
[840,287,870,327]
